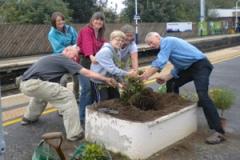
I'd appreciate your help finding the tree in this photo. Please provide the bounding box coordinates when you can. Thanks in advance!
[64,0,117,23]
[63,0,98,23]
[120,0,236,23]
[0,0,71,24]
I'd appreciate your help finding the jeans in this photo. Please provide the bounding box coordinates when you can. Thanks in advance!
[78,55,93,122]
[166,58,224,134]
[78,74,93,121]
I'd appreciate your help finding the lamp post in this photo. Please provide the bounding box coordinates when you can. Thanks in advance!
[134,0,140,44]
[235,0,240,30]
[200,0,205,22]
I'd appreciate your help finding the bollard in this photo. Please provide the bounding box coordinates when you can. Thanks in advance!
[0,82,6,159]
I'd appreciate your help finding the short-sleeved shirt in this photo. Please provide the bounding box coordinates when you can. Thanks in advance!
[119,41,138,69]
[22,54,82,83]
[120,41,137,62]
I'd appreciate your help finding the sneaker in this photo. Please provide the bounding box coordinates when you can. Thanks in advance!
[206,132,225,144]
[68,132,84,142]
[21,117,38,125]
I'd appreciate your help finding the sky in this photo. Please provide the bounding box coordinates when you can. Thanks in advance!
[107,0,125,14]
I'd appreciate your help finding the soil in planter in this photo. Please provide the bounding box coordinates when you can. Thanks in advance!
[92,92,193,122]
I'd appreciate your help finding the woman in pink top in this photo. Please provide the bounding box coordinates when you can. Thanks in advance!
[77,12,105,127]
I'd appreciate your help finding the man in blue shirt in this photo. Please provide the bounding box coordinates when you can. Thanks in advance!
[141,32,225,144]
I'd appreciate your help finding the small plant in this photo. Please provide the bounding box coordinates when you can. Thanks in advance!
[71,143,111,160]
[181,91,198,103]
[209,88,235,117]
[158,84,167,94]
[82,143,110,160]
[120,76,144,105]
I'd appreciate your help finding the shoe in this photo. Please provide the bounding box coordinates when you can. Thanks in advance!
[57,111,63,117]
[206,132,225,144]
[21,117,38,125]
[68,132,84,142]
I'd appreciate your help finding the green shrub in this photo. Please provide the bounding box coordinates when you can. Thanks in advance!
[158,84,167,94]
[181,91,198,103]
[82,143,109,160]
[71,143,111,160]
[209,88,235,117]
[120,77,144,105]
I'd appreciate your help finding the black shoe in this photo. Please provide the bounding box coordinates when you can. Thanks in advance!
[21,117,38,125]
[68,132,84,141]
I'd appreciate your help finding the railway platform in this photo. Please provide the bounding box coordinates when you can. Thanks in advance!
[1,45,240,159]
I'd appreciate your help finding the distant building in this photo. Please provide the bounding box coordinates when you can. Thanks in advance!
[208,9,240,30]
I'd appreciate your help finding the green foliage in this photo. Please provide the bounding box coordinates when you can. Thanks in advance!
[121,0,198,22]
[103,9,118,23]
[209,88,235,116]
[0,0,71,24]
[206,0,235,9]
[181,91,198,103]
[121,0,236,22]
[63,0,117,23]
[71,143,111,160]
[158,84,167,94]
[81,143,110,160]
[63,0,97,23]
[120,77,144,105]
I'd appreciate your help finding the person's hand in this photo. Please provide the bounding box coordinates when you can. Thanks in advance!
[139,71,149,80]
[118,82,127,89]
[127,69,137,78]
[156,76,165,84]
[90,55,97,64]
[105,78,118,88]
[156,74,173,84]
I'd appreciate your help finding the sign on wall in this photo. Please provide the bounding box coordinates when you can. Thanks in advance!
[166,22,192,32]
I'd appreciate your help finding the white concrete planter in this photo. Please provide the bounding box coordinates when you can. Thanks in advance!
[85,104,197,160]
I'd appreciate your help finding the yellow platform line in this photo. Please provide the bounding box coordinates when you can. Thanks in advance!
[3,108,57,127]
[3,49,240,127]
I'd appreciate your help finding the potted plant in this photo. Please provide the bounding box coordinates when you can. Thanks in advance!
[209,88,236,128]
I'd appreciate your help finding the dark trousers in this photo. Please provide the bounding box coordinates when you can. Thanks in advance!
[92,83,120,102]
[166,58,224,134]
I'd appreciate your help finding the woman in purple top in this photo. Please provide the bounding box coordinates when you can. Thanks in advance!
[77,12,106,126]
